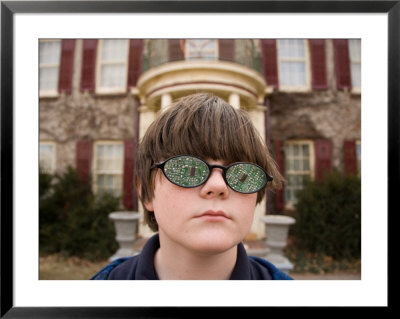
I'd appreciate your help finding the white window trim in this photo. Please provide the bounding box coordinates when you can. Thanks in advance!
[277,39,311,93]
[92,141,124,196]
[39,39,61,98]
[284,140,315,209]
[95,39,129,95]
[185,39,219,60]
[349,39,361,95]
[39,141,56,174]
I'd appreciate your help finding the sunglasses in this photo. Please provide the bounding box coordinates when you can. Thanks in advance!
[151,155,273,194]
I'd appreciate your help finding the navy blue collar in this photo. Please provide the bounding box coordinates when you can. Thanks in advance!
[94,233,275,280]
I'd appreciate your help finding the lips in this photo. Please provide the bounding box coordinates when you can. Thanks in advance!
[197,210,230,220]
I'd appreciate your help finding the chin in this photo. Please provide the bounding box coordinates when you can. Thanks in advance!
[188,235,241,255]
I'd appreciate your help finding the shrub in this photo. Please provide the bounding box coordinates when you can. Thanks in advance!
[292,171,361,260]
[39,167,119,261]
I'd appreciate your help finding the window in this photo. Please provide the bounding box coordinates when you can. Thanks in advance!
[284,141,314,205]
[348,39,361,91]
[39,142,56,174]
[185,39,218,60]
[39,40,61,96]
[97,39,129,93]
[93,142,123,197]
[277,39,310,91]
[356,140,361,175]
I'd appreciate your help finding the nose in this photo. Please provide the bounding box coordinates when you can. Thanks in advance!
[199,168,229,199]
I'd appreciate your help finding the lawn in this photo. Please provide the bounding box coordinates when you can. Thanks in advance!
[39,254,110,280]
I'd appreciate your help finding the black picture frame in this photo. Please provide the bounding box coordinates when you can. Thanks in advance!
[1,1,396,317]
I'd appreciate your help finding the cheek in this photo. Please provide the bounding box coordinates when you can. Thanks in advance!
[236,193,257,210]
[234,194,257,223]
[150,180,190,223]
[143,174,171,212]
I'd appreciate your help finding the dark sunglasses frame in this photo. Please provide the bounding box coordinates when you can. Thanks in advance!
[151,155,273,194]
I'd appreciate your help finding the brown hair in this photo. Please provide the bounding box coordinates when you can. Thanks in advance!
[135,93,283,231]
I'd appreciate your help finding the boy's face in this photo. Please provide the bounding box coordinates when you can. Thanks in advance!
[144,159,257,255]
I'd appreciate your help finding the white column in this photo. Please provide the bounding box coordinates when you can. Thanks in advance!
[248,106,268,239]
[250,197,267,238]
[248,106,266,142]
[229,92,240,109]
[161,93,172,110]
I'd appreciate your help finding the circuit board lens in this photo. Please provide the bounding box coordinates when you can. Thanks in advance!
[226,163,267,193]
[163,156,209,187]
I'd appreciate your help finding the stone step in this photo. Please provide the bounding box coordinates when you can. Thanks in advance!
[243,240,270,257]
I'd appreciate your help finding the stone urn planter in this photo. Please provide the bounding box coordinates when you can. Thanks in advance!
[109,211,141,261]
[260,215,296,274]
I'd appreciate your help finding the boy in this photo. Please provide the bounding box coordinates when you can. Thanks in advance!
[92,93,292,280]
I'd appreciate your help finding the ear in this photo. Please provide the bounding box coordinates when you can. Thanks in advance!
[143,200,154,212]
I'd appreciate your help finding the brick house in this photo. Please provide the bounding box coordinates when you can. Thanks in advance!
[39,39,361,240]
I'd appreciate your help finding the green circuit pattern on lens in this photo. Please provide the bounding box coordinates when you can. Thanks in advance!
[164,156,209,187]
[226,163,267,193]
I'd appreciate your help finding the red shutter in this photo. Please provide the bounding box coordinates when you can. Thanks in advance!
[218,39,234,61]
[169,39,184,61]
[314,139,333,181]
[309,39,327,90]
[261,39,278,88]
[76,140,92,184]
[127,39,143,88]
[333,39,351,90]
[274,140,285,211]
[80,39,97,92]
[58,39,75,94]
[343,140,357,176]
[123,140,136,210]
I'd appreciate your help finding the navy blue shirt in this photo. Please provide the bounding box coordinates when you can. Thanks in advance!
[107,234,272,280]
[91,234,293,280]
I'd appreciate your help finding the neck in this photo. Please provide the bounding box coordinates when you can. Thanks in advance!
[154,234,238,280]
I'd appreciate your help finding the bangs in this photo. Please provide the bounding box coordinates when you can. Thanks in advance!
[151,95,266,166]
